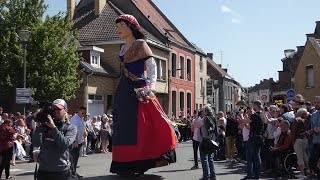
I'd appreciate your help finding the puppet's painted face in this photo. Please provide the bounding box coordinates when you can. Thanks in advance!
[116,21,132,39]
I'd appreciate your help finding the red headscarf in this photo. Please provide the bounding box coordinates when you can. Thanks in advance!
[116,14,141,30]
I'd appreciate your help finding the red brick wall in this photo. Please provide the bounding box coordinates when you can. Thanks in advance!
[170,46,195,117]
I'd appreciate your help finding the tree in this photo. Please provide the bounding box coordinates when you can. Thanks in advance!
[0,0,82,106]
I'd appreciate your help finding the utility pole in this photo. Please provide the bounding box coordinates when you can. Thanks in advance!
[220,51,224,66]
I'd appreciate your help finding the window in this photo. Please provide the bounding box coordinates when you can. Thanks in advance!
[187,93,191,114]
[224,85,228,99]
[200,78,203,96]
[90,51,101,67]
[199,57,203,72]
[171,53,177,77]
[88,94,103,101]
[180,91,184,114]
[172,91,177,116]
[196,104,198,111]
[306,65,314,87]
[180,56,184,79]
[231,87,233,100]
[187,58,191,81]
[155,58,166,80]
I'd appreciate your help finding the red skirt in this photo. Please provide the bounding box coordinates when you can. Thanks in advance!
[110,97,176,174]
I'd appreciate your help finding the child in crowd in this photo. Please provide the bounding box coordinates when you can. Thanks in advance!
[24,129,32,158]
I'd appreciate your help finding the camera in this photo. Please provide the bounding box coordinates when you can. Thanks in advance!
[35,102,55,123]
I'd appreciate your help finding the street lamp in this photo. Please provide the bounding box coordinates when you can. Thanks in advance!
[18,30,31,115]
[284,49,295,89]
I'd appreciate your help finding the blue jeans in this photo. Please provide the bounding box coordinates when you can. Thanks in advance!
[200,148,216,178]
[309,144,320,179]
[246,140,262,178]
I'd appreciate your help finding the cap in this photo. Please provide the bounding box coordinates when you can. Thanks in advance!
[253,100,263,109]
[53,99,67,109]
[116,14,141,30]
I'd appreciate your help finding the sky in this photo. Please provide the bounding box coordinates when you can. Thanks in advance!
[44,0,320,87]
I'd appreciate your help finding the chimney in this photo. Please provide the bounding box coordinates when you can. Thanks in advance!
[218,64,222,67]
[306,33,316,38]
[296,46,305,53]
[207,53,213,60]
[95,0,106,16]
[67,0,76,19]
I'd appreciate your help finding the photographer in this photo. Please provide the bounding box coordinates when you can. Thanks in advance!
[33,99,77,180]
[194,105,218,180]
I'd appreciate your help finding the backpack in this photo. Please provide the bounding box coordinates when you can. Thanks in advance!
[203,115,218,138]
[200,116,219,154]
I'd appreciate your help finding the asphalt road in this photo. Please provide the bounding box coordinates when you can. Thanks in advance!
[3,142,299,180]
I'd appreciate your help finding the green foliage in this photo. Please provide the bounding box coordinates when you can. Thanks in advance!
[0,0,82,102]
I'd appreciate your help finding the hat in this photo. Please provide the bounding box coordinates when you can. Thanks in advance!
[253,100,263,109]
[53,99,67,109]
[116,14,141,30]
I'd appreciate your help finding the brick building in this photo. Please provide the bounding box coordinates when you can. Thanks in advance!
[294,21,320,101]
[272,46,304,104]
[294,37,320,101]
[193,43,208,111]
[206,57,235,113]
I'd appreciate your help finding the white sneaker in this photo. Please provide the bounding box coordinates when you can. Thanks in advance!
[295,174,307,179]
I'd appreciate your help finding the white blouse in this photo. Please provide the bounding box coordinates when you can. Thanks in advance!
[120,45,157,91]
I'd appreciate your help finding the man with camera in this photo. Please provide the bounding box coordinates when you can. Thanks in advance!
[33,99,77,180]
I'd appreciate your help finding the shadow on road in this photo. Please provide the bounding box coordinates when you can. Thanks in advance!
[156,169,192,173]
[215,161,297,180]
[83,174,164,180]
[14,172,35,176]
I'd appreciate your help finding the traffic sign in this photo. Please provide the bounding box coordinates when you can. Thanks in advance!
[16,96,34,104]
[286,89,295,98]
[286,98,294,104]
[16,88,33,96]
[260,95,268,102]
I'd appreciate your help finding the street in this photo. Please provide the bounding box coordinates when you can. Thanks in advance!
[3,142,299,180]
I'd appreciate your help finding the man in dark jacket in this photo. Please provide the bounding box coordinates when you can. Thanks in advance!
[241,100,264,180]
